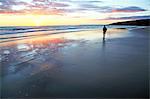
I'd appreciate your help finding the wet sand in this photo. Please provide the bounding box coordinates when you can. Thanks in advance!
[0,27,149,98]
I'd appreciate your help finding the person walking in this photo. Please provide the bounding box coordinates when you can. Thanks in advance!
[103,25,107,40]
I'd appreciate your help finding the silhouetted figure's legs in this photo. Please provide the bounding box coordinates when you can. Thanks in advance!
[103,31,106,41]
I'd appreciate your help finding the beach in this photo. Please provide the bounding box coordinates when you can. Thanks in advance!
[0,26,149,98]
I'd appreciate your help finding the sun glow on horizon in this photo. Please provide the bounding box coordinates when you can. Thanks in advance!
[0,0,149,26]
[0,14,117,26]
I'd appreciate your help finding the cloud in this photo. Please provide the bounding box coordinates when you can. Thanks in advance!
[0,0,70,15]
[65,0,102,3]
[102,15,150,20]
[111,6,146,13]
[0,10,24,14]
[0,0,28,9]
[0,0,148,17]
[67,4,146,14]
[0,0,29,14]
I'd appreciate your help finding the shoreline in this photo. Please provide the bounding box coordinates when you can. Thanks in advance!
[1,26,149,98]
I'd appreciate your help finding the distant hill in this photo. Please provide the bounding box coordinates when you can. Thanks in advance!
[110,19,150,26]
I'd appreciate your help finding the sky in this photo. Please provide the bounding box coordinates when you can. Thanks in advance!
[0,0,149,26]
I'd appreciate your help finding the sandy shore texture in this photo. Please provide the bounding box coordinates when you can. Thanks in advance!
[0,26,149,98]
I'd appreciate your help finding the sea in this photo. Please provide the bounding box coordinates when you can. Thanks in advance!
[0,25,139,43]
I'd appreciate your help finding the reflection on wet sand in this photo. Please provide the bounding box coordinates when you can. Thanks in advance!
[1,29,127,76]
[1,38,71,75]
[1,28,127,85]
[1,28,148,98]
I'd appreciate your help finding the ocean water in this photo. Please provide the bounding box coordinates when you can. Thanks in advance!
[0,25,139,43]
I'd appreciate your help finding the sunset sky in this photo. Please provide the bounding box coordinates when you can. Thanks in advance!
[0,0,150,26]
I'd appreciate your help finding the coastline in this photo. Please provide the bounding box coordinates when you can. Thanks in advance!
[0,26,149,98]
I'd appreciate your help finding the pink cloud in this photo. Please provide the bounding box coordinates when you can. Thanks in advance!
[0,0,69,15]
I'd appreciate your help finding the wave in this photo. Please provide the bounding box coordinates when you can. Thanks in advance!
[0,29,88,43]
[0,25,139,43]
[0,25,101,35]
